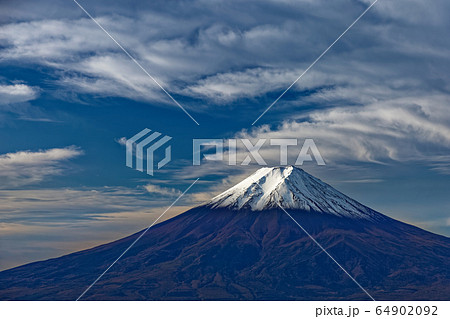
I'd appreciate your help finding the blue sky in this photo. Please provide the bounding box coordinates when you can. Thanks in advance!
[1,0,450,270]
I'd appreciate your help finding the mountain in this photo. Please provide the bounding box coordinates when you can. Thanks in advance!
[207,166,382,220]
[0,166,449,300]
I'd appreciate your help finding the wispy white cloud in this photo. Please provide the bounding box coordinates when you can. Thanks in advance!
[237,95,450,165]
[174,93,450,181]
[144,183,181,197]
[184,67,298,102]
[0,83,39,105]
[0,146,83,187]
[0,0,448,111]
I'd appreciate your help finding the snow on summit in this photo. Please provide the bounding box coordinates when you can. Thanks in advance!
[206,166,382,220]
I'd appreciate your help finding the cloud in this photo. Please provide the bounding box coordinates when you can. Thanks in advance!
[115,137,127,146]
[0,83,39,105]
[59,54,169,103]
[0,0,447,111]
[426,155,450,175]
[174,92,450,178]
[184,67,298,102]
[0,187,174,223]
[232,94,450,169]
[0,146,83,188]
[0,16,168,103]
[144,184,181,197]
[0,186,193,270]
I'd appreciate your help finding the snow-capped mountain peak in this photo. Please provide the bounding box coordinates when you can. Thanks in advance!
[206,166,381,220]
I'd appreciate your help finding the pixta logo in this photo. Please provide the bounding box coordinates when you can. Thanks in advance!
[193,138,325,166]
[126,128,172,175]
[126,129,325,175]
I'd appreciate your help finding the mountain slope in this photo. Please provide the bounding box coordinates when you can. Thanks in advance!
[0,167,449,300]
